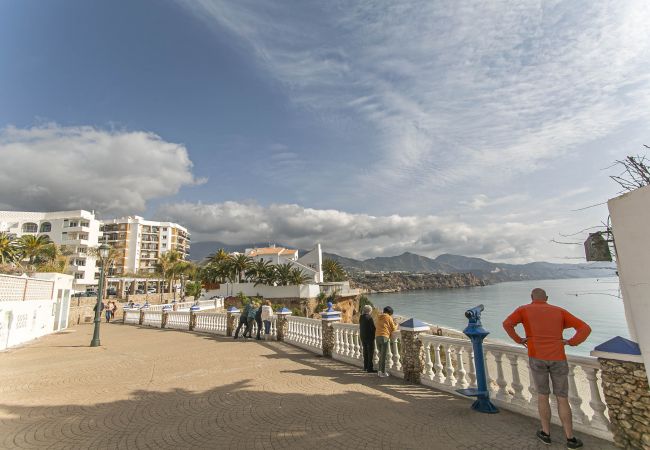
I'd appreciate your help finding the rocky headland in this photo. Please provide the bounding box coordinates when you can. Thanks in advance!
[349,272,486,293]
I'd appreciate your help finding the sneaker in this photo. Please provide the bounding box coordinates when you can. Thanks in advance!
[566,437,583,449]
[536,430,551,445]
[383,371,390,377]
[378,372,387,378]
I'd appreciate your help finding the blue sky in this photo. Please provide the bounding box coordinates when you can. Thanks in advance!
[1,0,649,261]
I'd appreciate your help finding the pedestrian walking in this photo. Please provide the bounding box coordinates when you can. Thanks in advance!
[359,304,376,373]
[503,288,591,449]
[244,301,258,338]
[375,306,397,378]
[261,300,273,340]
[234,301,252,339]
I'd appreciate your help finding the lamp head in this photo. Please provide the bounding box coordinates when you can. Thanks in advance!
[98,243,110,259]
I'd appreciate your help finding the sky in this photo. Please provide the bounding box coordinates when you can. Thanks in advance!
[1,0,649,262]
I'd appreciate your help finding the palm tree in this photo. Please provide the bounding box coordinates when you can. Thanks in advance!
[156,250,182,302]
[185,280,203,301]
[230,254,253,283]
[35,244,72,273]
[206,248,229,264]
[322,258,346,282]
[17,235,52,267]
[0,232,18,265]
[247,260,274,285]
[274,263,294,286]
[289,267,311,286]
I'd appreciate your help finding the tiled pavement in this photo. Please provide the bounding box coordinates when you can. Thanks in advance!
[0,324,616,449]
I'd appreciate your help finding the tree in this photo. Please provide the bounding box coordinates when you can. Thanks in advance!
[247,260,274,285]
[230,254,253,283]
[289,267,311,285]
[185,280,203,301]
[155,250,182,302]
[0,232,18,265]
[273,263,293,286]
[17,235,52,268]
[206,248,229,264]
[322,258,346,282]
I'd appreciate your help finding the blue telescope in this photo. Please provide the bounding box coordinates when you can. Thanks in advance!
[456,304,499,414]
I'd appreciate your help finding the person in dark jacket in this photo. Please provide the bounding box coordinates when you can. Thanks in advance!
[244,301,258,338]
[254,302,263,340]
[359,304,377,373]
[234,302,252,339]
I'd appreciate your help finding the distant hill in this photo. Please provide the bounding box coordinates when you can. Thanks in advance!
[323,252,616,282]
[189,241,616,281]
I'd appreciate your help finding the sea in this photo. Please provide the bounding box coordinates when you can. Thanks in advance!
[368,277,628,357]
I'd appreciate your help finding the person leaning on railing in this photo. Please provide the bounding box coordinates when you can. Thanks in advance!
[375,306,397,378]
[359,305,377,373]
[503,288,591,449]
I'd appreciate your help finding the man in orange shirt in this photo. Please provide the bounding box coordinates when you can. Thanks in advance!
[503,288,591,449]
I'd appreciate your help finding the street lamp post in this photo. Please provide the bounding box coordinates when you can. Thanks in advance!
[90,243,110,347]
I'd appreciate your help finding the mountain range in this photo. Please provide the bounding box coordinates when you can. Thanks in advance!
[189,241,616,282]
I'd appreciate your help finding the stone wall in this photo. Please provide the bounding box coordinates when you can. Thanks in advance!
[599,358,650,449]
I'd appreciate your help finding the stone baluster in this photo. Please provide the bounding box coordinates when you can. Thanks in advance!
[434,343,445,383]
[392,337,402,372]
[344,329,351,357]
[527,362,539,409]
[161,311,168,329]
[467,348,477,386]
[493,351,509,401]
[385,337,394,370]
[334,327,341,355]
[456,346,469,389]
[506,353,526,406]
[444,344,456,386]
[373,343,379,367]
[584,366,609,430]
[354,332,362,359]
[567,363,588,425]
[423,342,435,381]
[226,307,240,337]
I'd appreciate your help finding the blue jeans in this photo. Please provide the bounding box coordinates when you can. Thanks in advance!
[263,320,271,334]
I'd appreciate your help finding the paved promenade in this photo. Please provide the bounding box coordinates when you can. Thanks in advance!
[0,324,615,449]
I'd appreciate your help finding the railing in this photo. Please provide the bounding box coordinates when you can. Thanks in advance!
[0,274,54,302]
[146,301,194,311]
[166,311,190,330]
[418,334,610,440]
[123,309,140,324]
[142,310,162,327]
[197,298,225,310]
[194,312,228,335]
[286,316,322,354]
[332,324,403,376]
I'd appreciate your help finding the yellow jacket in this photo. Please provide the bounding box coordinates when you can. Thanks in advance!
[375,313,397,338]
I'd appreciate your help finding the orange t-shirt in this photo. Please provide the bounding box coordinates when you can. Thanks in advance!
[502,301,591,361]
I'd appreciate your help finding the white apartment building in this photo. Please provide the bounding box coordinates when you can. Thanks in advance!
[245,244,323,283]
[0,210,102,290]
[101,216,190,275]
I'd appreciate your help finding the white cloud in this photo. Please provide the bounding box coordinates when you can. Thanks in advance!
[179,0,650,209]
[0,124,201,216]
[157,200,562,262]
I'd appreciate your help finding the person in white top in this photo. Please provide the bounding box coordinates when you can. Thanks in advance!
[260,300,274,340]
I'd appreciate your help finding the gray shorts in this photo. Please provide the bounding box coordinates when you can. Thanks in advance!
[529,357,569,397]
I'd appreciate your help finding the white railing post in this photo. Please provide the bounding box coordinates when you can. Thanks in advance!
[506,353,526,406]
[493,350,509,401]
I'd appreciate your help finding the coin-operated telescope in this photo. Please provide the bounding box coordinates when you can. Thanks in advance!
[456,304,499,413]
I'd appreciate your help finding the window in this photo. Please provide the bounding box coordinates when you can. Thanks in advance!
[22,222,38,233]
[39,222,52,232]
[74,273,84,280]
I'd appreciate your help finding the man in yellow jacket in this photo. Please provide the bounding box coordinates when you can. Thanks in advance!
[375,306,397,377]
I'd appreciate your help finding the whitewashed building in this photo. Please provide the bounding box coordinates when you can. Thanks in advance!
[0,273,73,350]
[101,216,190,275]
[0,210,102,290]
[245,244,323,283]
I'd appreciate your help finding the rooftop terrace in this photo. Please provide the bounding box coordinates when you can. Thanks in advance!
[0,324,615,449]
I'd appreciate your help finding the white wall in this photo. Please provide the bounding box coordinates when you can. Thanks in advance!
[0,273,73,350]
[297,244,323,283]
[206,283,321,299]
[608,184,650,368]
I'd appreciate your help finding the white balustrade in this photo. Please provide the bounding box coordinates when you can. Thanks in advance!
[123,309,140,324]
[418,334,612,441]
[332,323,363,367]
[285,316,322,354]
[142,310,162,328]
[166,311,190,330]
[389,332,402,375]
[194,312,228,335]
